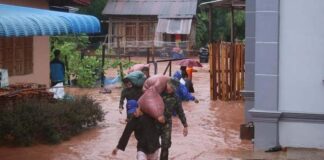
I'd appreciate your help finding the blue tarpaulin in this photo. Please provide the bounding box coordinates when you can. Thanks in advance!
[0,4,100,37]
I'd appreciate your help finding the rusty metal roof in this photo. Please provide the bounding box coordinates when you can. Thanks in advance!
[102,0,198,17]
[156,18,192,34]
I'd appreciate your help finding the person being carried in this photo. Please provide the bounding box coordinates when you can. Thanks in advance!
[141,66,150,78]
[50,49,65,87]
[119,78,143,120]
[112,100,160,160]
[159,79,188,160]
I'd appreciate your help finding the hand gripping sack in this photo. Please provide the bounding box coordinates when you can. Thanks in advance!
[138,88,164,120]
[143,75,170,94]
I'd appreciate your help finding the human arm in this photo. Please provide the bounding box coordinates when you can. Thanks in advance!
[178,84,196,101]
[119,89,126,113]
[175,97,188,128]
[177,103,189,137]
[176,101,189,137]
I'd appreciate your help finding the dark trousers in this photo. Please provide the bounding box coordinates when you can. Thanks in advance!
[185,79,194,93]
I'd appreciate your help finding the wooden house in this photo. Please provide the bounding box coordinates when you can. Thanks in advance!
[102,0,198,54]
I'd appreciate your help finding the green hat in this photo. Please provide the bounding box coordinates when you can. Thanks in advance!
[168,78,180,91]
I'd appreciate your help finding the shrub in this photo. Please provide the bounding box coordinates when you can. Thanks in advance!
[0,96,104,146]
[51,36,137,88]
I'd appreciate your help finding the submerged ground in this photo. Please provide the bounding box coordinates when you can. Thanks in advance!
[0,57,323,160]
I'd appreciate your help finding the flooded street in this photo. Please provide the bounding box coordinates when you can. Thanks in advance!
[0,58,324,160]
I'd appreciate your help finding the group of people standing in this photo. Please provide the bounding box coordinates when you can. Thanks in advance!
[113,64,198,160]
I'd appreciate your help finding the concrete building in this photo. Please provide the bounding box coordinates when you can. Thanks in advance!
[244,0,324,150]
[0,0,100,86]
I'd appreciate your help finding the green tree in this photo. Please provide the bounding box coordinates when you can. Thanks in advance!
[196,1,245,47]
[78,0,108,19]
[196,11,209,48]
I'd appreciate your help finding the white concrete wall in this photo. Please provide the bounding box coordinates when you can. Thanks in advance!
[279,122,324,149]
[279,0,324,113]
[279,0,324,149]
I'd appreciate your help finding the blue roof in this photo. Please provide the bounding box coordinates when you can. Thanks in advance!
[0,4,101,37]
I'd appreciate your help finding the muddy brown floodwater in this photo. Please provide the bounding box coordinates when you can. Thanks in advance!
[1,57,324,160]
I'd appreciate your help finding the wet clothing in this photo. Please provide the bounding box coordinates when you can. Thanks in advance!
[116,114,161,154]
[124,71,146,87]
[172,70,182,80]
[159,92,187,160]
[120,86,143,119]
[160,92,187,126]
[119,86,143,107]
[50,59,65,86]
[176,83,195,101]
[173,70,194,93]
[185,78,194,93]
[159,122,172,160]
[137,150,159,160]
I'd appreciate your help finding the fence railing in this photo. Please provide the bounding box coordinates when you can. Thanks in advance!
[209,42,245,101]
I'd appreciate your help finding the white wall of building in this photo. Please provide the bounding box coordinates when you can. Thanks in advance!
[279,0,324,113]
[279,0,324,149]
[279,122,324,149]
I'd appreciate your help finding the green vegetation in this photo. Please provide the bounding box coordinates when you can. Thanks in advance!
[50,36,136,88]
[79,0,108,19]
[196,0,245,47]
[76,0,245,50]
[0,96,104,146]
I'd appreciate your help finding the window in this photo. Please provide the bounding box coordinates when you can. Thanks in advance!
[0,37,33,76]
[139,23,155,41]
[111,21,156,47]
[125,23,136,46]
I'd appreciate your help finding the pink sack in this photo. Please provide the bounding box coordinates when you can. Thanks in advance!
[138,88,164,120]
[143,75,170,94]
[128,64,150,73]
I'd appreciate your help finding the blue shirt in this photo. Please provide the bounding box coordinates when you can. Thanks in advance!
[176,83,195,101]
[50,59,65,82]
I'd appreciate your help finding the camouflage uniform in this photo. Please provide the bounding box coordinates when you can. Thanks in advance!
[159,91,188,160]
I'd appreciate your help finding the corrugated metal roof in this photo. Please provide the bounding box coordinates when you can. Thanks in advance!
[0,4,100,37]
[49,0,92,6]
[199,0,245,9]
[102,0,198,17]
[156,18,192,34]
[73,0,91,5]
